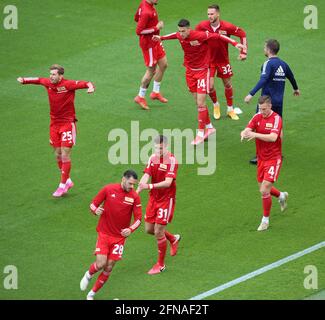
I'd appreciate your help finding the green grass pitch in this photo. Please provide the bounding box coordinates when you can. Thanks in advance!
[0,0,324,300]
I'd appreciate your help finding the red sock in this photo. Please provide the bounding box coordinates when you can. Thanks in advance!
[157,236,167,266]
[197,106,206,130]
[271,187,280,198]
[88,262,99,276]
[209,89,218,104]
[203,106,211,125]
[165,231,176,243]
[92,271,111,293]
[262,194,272,217]
[61,161,71,184]
[225,86,233,107]
[56,157,62,170]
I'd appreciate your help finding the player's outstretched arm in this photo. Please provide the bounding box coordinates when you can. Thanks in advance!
[17,77,46,85]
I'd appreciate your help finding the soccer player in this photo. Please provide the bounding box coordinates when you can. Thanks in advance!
[196,4,247,120]
[153,19,245,145]
[17,64,95,197]
[134,0,168,110]
[80,170,142,300]
[241,96,288,231]
[244,39,300,164]
[137,135,180,275]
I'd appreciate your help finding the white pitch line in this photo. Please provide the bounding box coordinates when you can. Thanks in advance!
[190,241,325,300]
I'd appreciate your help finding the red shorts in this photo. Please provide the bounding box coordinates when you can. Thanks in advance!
[145,197,175,225]
[141,42,166,67]
[186,68,210,94]
[210,62,233,79]
[257,158,282,183]
[94,232,126,261]
[49,122,76,148]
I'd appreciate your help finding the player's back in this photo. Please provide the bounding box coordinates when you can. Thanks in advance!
[134,0,159,49]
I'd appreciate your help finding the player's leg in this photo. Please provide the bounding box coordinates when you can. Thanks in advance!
[87,259,117,300]
[145,221,155,235]
[147,223,167,275]
[135,46,158,110]
[163,199,181,256]
[52,123,76,197]
[150,46,168,103]
[80,254,107,293]
[257,180,273,231]
[54,147,62,170]
[191,70,215,145]
[222,77,239,120]
[208,68,220,120]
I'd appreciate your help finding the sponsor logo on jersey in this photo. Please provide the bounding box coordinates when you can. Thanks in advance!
[189,40,201,46]
[275,66,285,77]
[159,164,167,169]
[124,197,134,203]
[57,86,67,92]
[219,30,227,35]
[266,123,273,128]
[111,194,116,198]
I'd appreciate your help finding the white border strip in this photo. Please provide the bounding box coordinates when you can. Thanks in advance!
[190,241,325,300]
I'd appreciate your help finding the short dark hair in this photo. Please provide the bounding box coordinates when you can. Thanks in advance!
[123,170,138,180]
[258,95,272,105]
[208,4,220,11]
[50,64,64,75]
[154,135,168,145]
[178,19,190,28]
[265,39,280,55]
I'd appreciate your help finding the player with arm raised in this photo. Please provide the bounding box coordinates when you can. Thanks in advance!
[196,4,247,120]
[153,19,245,145]
[17,64,95,197]
[241,96,288,231]
[137,135,180,275]
[134,0,168,110]
[80,170,142,300]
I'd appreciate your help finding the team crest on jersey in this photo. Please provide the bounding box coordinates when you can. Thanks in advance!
[190,40,201,46]
[266,123,273,128]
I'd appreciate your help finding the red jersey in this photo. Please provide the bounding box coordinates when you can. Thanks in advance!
[22,77,91,123]
[134,0,160,49]
[144,152,178,202]
[247,111,282,161]
[91,184,142,238]
[195,20,247,65]
[161,30,238,70]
